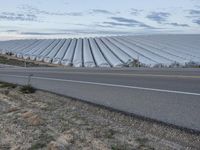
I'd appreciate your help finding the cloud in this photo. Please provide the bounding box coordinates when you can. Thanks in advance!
[189,9,200,15]
[186,9,200,18]
[104,17,152,28]
[20,32,68,35]
[187,9,200,25]
[130,8,143,15]
[75,23,114,28]
[110,17,140,23]
[19,29,132,36]
[65,12,83,16]
[6,30,18,32]
[193,19,200,25]
[103,22,138,27]
[146,12,170,23]
[167,23,189,27]
[20,5,83,16]
[89,9,114,15]
[0,12,37,21]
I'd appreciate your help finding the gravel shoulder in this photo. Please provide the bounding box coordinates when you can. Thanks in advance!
[0,83,200,150]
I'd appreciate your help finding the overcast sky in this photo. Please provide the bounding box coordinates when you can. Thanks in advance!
[0,0,200,40]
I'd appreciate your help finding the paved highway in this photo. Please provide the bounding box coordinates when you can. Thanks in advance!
[0,67,200,131]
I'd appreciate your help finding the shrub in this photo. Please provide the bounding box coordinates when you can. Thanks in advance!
[20,85,36,94]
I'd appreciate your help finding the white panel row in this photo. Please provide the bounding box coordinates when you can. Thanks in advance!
[0,35,199,67]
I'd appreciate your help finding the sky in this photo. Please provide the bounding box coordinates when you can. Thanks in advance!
[0,0,200,40]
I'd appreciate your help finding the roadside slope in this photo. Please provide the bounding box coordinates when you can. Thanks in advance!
[0,83,200,150]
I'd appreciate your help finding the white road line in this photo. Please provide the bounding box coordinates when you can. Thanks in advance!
[1,74,200,96]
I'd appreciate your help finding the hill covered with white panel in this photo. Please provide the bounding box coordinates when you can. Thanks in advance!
[0,34,200,67]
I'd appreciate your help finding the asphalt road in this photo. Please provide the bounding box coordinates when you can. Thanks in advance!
[0,67,200,132]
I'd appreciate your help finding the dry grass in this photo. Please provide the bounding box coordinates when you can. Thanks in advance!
[0,84,199,150]
[0,55,53,67]
[0,82,17,89]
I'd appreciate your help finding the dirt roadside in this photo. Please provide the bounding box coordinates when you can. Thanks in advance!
[0,55,56,67]
[0,83,200,150]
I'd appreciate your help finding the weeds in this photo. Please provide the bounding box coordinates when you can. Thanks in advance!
[135,137,155,150]
[0,81,36,94]
[28,142,46,150]
[185,61,200,68]
[105,129,116,139]
[20,85,36,94]
[135,137,149,145]
[28,130,54,150]
[111,144,127,150]
[0,82,17,89]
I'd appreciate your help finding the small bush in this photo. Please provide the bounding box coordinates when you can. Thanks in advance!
[129,59,147,67]
[129,59,140,67]
[6,52,13,56]
[20,85,36,94]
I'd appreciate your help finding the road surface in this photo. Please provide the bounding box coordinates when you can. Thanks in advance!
[0,67,200,132]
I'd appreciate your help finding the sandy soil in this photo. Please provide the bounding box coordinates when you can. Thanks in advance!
[0,83,200,150]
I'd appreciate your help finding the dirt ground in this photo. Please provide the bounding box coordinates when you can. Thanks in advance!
[0,83,200,150]
[0,55,55,67]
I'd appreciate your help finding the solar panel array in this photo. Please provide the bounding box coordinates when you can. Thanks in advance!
[0,34,200,67]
